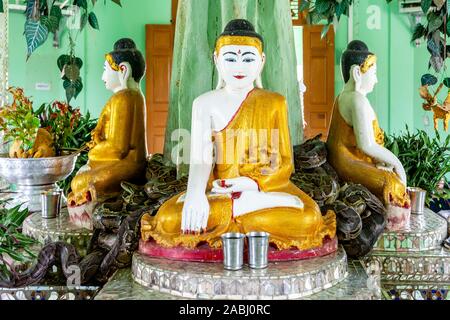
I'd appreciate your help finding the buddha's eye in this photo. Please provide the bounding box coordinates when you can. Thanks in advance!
[225,58,237,62]
[243,58,255,63]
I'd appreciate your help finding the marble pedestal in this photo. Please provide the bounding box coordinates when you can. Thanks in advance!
[131,247,349,300]
[96,260,378,300]
[22,210,93,257]
[362,209,450,300]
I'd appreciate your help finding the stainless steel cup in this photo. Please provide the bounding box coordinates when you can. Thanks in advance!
[41,190,62,219]
[221,233,245,270]
[407,187,427,215]
[247,231,270,269]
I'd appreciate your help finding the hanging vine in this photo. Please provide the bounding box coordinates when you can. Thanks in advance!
[16,0,123,102]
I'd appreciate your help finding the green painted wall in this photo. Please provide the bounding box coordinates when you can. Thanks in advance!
[8,0,171,116]
[8,10,85,110]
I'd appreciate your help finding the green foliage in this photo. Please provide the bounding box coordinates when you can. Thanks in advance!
[385,127,450,207]
[56,111,97,195]
[34,101,83,156]
[0,200,38,280]
[0,0,4,13]
[58,54,84,103]
[0,87,98,199]
[0,88,40,152]
[23,0,122,58]
[88,11,99,29]
[24,20,49,60]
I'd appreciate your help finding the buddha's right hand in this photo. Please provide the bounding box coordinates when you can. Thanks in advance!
[181,192,210,234]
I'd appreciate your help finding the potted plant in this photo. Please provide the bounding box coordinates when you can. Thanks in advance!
[0,88,96,212]
[385,126,450,210]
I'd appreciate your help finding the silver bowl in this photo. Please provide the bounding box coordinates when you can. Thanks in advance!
[0,152,78,186]
[0,152,79,212]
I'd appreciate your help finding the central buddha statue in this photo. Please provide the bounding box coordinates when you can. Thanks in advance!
[327,40,411,231]
[68,38,147,229]
[141,19,336,250]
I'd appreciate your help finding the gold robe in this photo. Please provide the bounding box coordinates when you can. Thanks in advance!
[327,100,410,208]
[141,89,336,250]
[68,89,146,206]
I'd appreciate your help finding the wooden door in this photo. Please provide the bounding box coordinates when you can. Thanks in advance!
[302,25,335,140]
[145,25,174,154]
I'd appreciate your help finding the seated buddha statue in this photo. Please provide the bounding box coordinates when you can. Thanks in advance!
[327,40,411,231]
[68,38,147,229]
[141,19,336,250]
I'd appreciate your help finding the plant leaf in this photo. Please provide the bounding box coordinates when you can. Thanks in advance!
[80,13,88,31]
[0,0,3,13]
[299,0,310,12]
[74,0,88,10]
[111,0,122,6]
[443,77,450,88]
[320,24,331,39]
[50,5,62,21]
[430,55,444,72]
[24,20,49,60]
[315,0,331,14]
[412,23,426,41]
[421,73,438,86]
[428,13,443,32]
[64,78,83,102]
[40,15,60,33]
[88,12,99,30]
[25,0,39,20]
[57,54,71,72]
[422,0,433,13]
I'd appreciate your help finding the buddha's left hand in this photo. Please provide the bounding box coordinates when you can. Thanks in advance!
[211,177,259,194]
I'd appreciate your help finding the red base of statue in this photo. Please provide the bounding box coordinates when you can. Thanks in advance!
[138,237,338,263]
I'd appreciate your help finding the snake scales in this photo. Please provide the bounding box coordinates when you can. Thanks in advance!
[292,135,386,258]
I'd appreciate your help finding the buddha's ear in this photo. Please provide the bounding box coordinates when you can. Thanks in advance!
[118,62,132,86]
[260,52,266,69]
[351,65,362,83]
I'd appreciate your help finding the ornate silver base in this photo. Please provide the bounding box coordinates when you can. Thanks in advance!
[380,283,450,300]
[363,248,450,283]
[362,209,450,299]
[96,259,379,300]
[373,209,447,252]
[0,286,99,300]
[131,247,349,300]
[22,211,93,257]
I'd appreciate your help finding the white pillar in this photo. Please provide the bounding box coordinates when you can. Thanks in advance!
[0,3,8,190]
[0,1,8,107]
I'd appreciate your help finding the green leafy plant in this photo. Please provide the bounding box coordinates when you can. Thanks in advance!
[55,110,97,195]
[23,0,121,59]
[0,200,38,280]
[34,100,83,156]
[385,126,450,206]
[58,52,84,103]
[0,88,40,153]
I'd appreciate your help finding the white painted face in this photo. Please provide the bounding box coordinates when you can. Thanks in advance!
[102,61,121,92]
[360,63,378,94]
[215,45,265,90]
